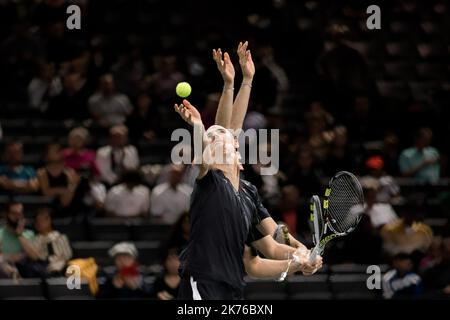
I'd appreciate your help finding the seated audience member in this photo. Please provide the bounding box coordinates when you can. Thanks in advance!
[382,253,422,299]
[37,143,80,211]
[380,205,433,256]
[150,165,192,224]
[150,248,180,300]
[0,202,41,277]
[88,73,133,128]
[421,226,450,299]
[104,170,150,218]
[0,141,39,195]
[27,62,62,113]
[98,242,152,299]
[62,127,99,178]
[362,155,400,203]
[362,178,398,229]
[47,71,90,121]
[33,207,72,275]
[96,125,139,186]
[399,127,440,184]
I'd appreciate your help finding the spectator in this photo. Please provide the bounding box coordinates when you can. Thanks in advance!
[62,127,99,178]
[33,207,73,275]
[96,125,139,186]
[380,206,433,256]
[362,178,398,229]
[399,127,440,184]
[98,242,152,299]
[37,143,80,210]
[62,127,105,215]
[47,71,90,121]
[361,155,400,204]
[88,73,133,127]
[0,202,41,277]
[150,248,180,300]
[126,93,161,144]
[382,132,400,176]
[382,253,422,299]
[0,141,39,195]
[150,164,192,224]
[27,62,62,113]
[104,170,150,218]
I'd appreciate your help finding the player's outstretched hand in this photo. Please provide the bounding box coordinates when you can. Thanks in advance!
[212,48,235,84]
[293,248,323,276]
[237,41,255,81]
[174,99,202,126]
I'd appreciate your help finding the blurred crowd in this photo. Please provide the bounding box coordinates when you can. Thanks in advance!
[0,0,449,299]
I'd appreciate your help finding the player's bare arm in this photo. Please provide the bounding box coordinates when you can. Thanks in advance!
[212,48,235,128]
[230,41,255,131]
[257,217,307,250]
[174,99,209,178]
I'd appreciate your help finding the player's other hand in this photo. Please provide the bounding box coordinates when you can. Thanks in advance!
[174,99,202,126]
[212,48,235,85]
[237,41,255,81]
[293,248,323,276]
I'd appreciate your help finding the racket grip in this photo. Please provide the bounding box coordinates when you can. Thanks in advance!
[309,246,320,263]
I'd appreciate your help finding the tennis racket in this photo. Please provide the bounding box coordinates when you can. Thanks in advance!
[309,171,364,262]
[309,195,324,247]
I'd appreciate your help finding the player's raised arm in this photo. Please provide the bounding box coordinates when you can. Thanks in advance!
[212,49,235,128]
[174,99,209,178]
[230,41,255,131]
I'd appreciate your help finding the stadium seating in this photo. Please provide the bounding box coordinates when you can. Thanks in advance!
[0,278,45,300]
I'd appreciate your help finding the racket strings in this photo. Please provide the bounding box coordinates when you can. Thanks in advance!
[327,175,363,234]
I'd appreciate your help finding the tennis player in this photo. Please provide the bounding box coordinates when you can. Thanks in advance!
[176,42,322,300]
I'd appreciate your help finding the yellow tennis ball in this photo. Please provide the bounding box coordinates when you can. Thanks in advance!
[176,82,192,98]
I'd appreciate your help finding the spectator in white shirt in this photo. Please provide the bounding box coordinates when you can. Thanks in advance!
[104,170,150,218]
[151,165,192,224]
[96,125,139,186]
[88,74,133,127]
[363,178,399,229]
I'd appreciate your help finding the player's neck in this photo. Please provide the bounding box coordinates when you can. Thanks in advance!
[220,164,240,190]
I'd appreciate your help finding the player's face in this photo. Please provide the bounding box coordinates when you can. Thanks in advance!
[204,125,239,167]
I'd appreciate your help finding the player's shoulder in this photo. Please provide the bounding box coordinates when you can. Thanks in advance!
[240,178,259,197]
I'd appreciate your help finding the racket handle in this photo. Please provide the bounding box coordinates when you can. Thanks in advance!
[309,245,321,263]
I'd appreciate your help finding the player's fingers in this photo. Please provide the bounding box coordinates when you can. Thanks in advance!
[224,52,231,64]
[182,99,193,109]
